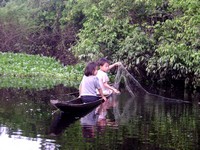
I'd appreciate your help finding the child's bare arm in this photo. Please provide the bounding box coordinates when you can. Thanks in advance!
[109,62,122,70]
[97,88,107,101]
[103,82,120,94]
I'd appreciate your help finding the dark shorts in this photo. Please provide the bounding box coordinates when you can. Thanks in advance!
[81,96,100,103]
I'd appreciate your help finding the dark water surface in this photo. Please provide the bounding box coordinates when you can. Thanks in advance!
[0,85,199,150]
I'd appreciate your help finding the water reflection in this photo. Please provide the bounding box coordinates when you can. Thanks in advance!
[111,91,199,149]
[80,95,119,142]
[0,126,58,150]
[0,85,76,150]
[49,110,91,136]
[0,85,199,149]
[47,90,200,149]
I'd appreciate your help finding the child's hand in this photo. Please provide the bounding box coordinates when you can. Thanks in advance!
[115,62,122,67]
[102,96,107,101]
[113,88,120,94]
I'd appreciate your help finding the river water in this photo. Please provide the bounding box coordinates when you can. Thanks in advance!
[0,84,199,150]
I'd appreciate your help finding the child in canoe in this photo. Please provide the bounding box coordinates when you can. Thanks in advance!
[97,58,121,95]
[79,62,107,103]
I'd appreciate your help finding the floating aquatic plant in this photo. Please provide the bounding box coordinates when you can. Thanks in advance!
[0,52,84,89]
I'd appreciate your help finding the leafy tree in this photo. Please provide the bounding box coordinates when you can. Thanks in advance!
[0,0,200,88]
[69,0,200,88]
[147,0,200,87]
[71,0,153,61]
[0,0,78,65]
[0,0,36,52]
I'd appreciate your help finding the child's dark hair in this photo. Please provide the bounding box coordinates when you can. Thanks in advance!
[84,62,98,76]
[98,58,110,66]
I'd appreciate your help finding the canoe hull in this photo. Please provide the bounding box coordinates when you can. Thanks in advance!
[50,97,104,113]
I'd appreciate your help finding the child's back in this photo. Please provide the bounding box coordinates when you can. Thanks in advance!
[79,61,107,102]
[81,75,100,96]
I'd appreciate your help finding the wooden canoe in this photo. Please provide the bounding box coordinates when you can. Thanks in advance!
[50,93,112,113]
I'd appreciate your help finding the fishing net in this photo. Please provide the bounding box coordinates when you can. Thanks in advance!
[113,65,190,103]
[113,65,148,97]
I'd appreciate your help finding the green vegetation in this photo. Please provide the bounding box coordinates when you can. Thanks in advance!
[0,0,200,88]
[147,0,200,88]
[67,0,200,88]
[0,52,83,89]
[0,1,199,149]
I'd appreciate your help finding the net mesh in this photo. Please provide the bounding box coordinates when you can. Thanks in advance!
[114,65,148,97]
[113,65,190,103]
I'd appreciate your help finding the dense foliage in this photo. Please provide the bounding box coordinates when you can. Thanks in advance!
[0,52,83,89]
[147,0,200,88]
[0,0,77,65]
[68,0,200,88]
[0,0,199,88]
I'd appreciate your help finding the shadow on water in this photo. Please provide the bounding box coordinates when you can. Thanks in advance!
[49,103,104,136]
[49,111,85,136]
[49,95,119,144]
